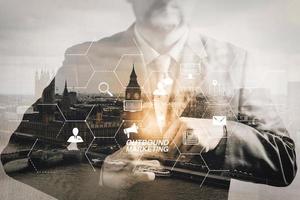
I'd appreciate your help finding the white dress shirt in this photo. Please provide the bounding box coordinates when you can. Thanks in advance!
[134,25,189,65]
[134,25,189,131]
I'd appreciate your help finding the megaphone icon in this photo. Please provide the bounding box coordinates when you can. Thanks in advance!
[124,123,139,138]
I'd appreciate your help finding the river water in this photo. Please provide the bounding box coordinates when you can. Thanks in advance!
[4,142,229,200]
[9,163,229,200]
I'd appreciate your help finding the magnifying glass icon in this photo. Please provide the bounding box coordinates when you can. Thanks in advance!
[98,82,113,97]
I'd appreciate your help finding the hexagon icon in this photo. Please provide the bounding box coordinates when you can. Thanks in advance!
[171,154,209,187]
[201,71,237,105]
[143,70,177,99]
[56,121,94,150]
[86,105,122,138]
[114,120,145,147]
[202,104,238,139]
[114,54,148,88]
[171,87,208,119]
[178,62,204,89]
[202,104,238,122]
[171,124,209,154]
[82,71,123,98]
[85,137,120,171]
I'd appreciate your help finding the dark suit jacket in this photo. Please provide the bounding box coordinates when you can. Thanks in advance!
[1,24,297,198]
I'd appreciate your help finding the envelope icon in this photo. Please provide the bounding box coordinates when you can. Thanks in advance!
[213,116,227,126]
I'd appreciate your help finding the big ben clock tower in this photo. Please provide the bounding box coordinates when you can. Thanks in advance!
[124,64,143,120]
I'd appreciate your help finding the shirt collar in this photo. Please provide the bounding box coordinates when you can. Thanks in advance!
[134,24,189,64]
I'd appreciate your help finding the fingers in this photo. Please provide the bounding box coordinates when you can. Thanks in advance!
[132,160,160,183]
[101,160,158,189]
[133,171,155,183]
[103,159,128,172]
[133,159,161,167]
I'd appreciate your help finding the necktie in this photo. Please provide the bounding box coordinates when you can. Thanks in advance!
[150,55,174,132]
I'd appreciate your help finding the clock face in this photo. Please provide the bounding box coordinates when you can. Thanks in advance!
[126,93,131,99]
[134,92,140,99]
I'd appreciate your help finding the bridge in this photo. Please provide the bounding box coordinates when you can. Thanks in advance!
[1,149,30,165]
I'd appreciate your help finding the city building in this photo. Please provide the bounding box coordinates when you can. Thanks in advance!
[123,65,143,121]
[35,69,54,99]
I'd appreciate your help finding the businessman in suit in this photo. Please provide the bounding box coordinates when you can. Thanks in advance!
[2,0,297,199]
[89,0,296,189]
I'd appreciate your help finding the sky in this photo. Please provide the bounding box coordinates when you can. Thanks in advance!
[0,0,299,95]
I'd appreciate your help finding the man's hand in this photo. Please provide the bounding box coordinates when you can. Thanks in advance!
[99,147,160,189]
[164,117,225,155]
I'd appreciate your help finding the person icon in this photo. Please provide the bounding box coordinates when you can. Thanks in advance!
[67,127,84,151]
